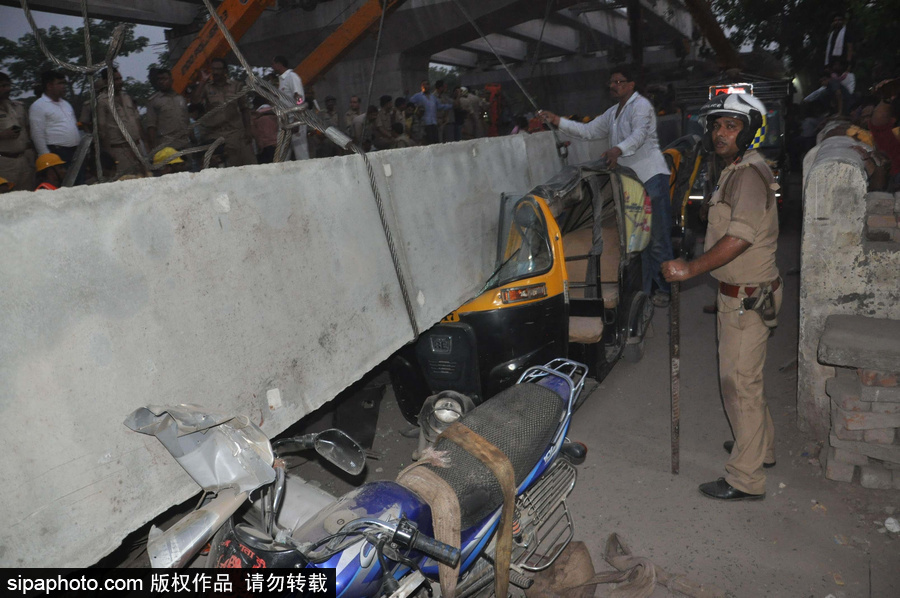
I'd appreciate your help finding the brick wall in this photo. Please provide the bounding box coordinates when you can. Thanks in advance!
[865,191,900,245]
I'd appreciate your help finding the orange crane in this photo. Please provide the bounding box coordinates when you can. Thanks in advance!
[171,0,406,94]
[172,0,276,94]
[295,0,406,87]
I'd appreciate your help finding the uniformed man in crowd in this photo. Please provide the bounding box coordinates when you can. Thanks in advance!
[662,93,781,502]
[374,95,395,150]
[317,95,341,158]
[344,95,361,136]
[192,58,256,167]
[146,69,194,153]
[0,71,35,192]
[96,67,147,178]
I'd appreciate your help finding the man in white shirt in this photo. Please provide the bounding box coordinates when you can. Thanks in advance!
[540,64,673,306]
[272,55,308,160]
[29,70,83,184]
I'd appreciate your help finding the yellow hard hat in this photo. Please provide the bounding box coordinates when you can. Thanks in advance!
[153,147,184,166]
[36,153,65,172]
[0,176,12,190]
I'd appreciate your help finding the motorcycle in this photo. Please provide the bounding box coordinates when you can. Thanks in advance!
[125,358,588,597]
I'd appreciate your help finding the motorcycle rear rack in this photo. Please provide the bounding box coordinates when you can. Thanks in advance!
[511,458,577,572]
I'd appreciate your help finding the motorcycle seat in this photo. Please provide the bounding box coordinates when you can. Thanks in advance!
[425,383,565,529]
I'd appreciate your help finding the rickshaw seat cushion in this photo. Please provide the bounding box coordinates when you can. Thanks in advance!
[600,283,619,308]
[569,316,603,344]
[425,383,565,529]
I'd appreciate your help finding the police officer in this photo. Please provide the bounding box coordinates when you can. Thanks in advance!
[97,68,147,178]
[0,72,35,191]
[662,93,781,501]
[146,69,193,152]
[192,58,256,167]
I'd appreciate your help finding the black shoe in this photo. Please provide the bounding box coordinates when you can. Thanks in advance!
[699,478,765,501]
[723,441,776,468]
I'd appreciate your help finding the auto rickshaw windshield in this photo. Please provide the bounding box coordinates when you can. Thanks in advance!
[482,197,553,292]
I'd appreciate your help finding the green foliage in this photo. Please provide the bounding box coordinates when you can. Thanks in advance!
[0,20,149,100]
[429,65,461,91]
[711,0,900,90]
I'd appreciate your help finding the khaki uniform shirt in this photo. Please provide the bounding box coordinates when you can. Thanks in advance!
[97,92,143,148]
[705,149,779,285]
[375,107,394,140]
[146,90,192,149]
[0,98,30,154]
[200,79,248,138]
[343,108,360,134]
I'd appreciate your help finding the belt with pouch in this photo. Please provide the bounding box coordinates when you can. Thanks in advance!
[719,278,780,298]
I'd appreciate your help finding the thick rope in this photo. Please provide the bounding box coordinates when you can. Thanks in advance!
[80,0,104,184]
[199,0,420,337]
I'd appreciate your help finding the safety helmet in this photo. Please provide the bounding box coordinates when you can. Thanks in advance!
[153,147,184,166]
[35,153,65,172]
[0,176,12,191]
[698,93,767,154]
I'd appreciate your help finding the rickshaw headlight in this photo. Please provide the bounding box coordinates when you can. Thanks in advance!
[501,283,547,304]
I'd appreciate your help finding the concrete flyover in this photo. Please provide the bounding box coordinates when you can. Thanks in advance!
[0,132,604,567]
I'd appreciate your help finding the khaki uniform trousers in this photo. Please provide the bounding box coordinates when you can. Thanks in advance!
[0,152,35,191]
[108,145,144,178]
[223,132,257,167]
[716,283,782,495]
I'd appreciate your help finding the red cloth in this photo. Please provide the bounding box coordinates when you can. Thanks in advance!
[871,121,900,175]
[251,107,279,150]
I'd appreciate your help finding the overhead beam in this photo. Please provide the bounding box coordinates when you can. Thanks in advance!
[0,0,199,27]
[507,20,581,54]
[431,48,480,69]
[462,33,529,62]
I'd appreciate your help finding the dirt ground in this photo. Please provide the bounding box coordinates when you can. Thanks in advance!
[113,173,899,596]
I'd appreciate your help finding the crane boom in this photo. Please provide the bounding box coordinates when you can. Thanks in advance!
[295,0,406,87]
[171,0,276,94]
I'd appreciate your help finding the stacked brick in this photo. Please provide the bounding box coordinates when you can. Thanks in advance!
[864,191,900,245]
[823,367,900,488]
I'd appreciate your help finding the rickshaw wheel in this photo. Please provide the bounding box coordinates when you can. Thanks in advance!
[622,293,654,363]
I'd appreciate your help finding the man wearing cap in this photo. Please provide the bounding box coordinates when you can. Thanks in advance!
[34,153,66,190]
[97,68,148,178]
[0,72,35,192]
[662,93,781,501]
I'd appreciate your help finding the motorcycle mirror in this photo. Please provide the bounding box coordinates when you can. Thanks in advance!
[314,429,366,476]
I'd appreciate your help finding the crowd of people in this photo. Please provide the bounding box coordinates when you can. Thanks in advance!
[0,58,512,194]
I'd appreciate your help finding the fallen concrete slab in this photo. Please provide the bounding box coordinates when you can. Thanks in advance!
[0,132,602,567]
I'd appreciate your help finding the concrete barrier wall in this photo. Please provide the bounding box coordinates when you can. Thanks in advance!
[798,136,900,439]
[0,132,601,567]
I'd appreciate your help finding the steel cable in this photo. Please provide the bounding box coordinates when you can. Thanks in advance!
[449,0,568,167]
[200,0,420,336]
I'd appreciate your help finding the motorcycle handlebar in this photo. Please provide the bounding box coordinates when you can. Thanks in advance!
[410,532,461,568]
[392,518,460,568]
[341,517,461,568]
